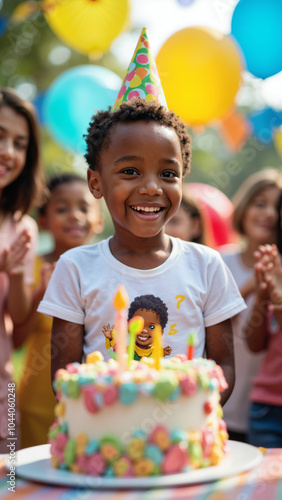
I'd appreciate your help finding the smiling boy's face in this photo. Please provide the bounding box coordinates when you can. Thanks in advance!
[132,308,162,348]
[87,120,183,242]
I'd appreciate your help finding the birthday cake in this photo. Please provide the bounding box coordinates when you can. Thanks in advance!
[48,353,229,477]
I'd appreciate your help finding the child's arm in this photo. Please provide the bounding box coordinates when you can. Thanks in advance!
[13,262,55,348]
[51,317,84,384]
[205,319,235,406]
[2,230,33,324]
[239,276,256,300]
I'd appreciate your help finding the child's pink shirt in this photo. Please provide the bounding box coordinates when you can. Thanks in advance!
[0,214,38,439]
[250,311,282,407]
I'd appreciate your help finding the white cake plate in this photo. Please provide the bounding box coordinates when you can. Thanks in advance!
[10,441,263,489]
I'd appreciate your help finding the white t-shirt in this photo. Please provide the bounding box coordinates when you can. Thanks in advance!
[38,237,246,360]
[220,250,265,433]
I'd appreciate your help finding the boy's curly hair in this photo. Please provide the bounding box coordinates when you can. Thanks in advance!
[128,294,168,330]
[84,98,191,176]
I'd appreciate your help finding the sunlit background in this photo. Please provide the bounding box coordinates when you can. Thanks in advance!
[1,0,282,250]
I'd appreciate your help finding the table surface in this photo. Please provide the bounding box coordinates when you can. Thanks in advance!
[1,448,282,500]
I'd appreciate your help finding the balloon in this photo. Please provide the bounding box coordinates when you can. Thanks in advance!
[33,92,46,126]
[43,0,130,55]
[184,183,238,248]
[0,15,8,37]
[249,108,282,144]
[11,1,39,23]
[156,27,243,126]
[274,129,282,158]
[220,110,251,152]
[231,0,282,79]
[43,65,122,153]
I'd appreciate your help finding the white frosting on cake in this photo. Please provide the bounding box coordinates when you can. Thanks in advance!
[61,390,219,446]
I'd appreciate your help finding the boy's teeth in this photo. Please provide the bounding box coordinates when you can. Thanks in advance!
[134,206,161,213]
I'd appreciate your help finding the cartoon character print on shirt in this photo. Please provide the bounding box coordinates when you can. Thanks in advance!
[102,294,172,359]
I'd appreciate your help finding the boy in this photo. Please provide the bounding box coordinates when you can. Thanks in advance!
[38,30,246,405]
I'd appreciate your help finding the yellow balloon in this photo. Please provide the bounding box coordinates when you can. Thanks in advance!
[274,129,282,158]
[43,0,130,55]
[156,27,243,126]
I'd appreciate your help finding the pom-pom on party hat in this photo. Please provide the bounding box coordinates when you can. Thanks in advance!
[111,27,167,111]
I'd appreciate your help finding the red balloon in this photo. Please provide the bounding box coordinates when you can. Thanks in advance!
[183,183,238,249]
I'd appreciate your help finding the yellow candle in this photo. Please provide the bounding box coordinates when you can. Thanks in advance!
[153,324,163,370]
[113,285,129,371]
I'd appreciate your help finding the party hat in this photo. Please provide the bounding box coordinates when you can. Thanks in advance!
[111,27,167,111]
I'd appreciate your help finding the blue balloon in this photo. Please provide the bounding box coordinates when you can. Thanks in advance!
[33,92,46,126]
[0,15,8,37]
[43,65,122,153]
[231,0,282,79]
[249,108,282,144]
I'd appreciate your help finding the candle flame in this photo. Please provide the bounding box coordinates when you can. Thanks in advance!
[113,285,129,311]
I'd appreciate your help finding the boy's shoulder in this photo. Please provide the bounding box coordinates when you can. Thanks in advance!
[59,238,107,262]
[172,238,225,269]
[175,238,221,259]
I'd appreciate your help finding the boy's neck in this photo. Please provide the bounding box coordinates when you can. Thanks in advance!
[109,233,172,270]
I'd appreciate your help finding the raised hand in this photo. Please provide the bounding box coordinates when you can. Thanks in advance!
[254,244,282,310]
[0,229,31,275]
[102,324,114,340]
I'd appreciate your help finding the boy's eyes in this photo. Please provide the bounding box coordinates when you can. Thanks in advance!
[120,169,178,178]
[121,168,138,176]
[149,325,155,330]
[161,170,178,178]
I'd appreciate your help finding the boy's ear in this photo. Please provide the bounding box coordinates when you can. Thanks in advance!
[87,168,103,199]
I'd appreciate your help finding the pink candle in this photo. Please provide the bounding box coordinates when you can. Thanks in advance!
[113,285,129,371]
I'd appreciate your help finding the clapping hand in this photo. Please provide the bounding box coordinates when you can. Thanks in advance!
[0,229,31,275]
[254,244,282,311]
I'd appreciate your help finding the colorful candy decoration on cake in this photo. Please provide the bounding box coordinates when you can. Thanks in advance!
[49,352,229,477]
[111,27,167,112]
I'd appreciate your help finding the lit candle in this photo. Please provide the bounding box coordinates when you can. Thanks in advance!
[113,285,129,371]
[187,330,198,360]
[128,316,144,366]
[152,324,163,370]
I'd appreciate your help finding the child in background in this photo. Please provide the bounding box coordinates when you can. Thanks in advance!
[0,88,44,452]
[220,169,281,442]
[245,192,282,448]
[38,30,247,407]
[15,173,104,449]
[165,188,206,244]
